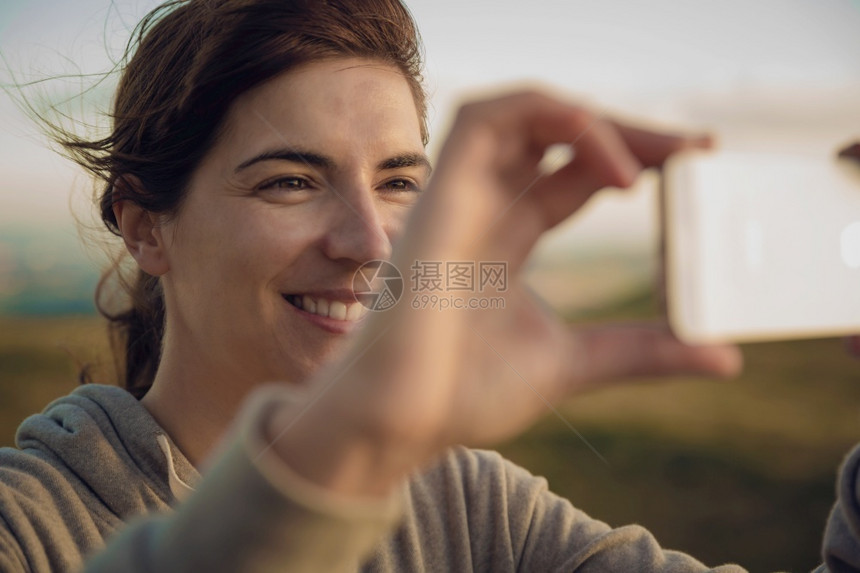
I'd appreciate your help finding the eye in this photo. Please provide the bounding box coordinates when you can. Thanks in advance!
[258,176,312,192]
[380,178,421,193]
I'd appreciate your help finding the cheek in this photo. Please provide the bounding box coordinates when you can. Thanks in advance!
[217,209,321,284]
[168,197,333,305]
[380,203,414,244]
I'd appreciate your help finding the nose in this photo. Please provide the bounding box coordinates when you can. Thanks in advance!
[319,186,393,264]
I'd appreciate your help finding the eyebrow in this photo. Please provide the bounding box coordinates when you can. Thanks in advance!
[378,152,432,174]
[235,147,432,175]
[235,148,333,172]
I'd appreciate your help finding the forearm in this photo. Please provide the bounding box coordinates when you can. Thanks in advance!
[265,383,432,500]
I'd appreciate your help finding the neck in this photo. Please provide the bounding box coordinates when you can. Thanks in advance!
[141,349,255,468]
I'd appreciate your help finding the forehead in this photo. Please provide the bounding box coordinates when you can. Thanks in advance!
[216,58,424,161]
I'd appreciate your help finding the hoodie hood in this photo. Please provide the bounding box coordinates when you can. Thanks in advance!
[14,384,200,519]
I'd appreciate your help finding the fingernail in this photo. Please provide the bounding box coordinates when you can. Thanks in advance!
[724,345,744,377]
[693,134,715,149]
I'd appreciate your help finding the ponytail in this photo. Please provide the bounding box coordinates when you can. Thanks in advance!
[95,266,164,398]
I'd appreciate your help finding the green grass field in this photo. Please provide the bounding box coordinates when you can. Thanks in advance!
[0,299,858,571]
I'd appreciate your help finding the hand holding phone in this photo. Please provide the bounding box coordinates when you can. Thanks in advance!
[662,147,860,344]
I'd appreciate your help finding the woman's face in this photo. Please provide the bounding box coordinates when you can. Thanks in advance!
[156,58,429,387]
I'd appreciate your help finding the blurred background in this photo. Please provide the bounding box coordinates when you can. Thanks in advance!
[1,1,859,570]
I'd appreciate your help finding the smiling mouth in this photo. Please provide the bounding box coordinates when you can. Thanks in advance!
[283,294,369,322]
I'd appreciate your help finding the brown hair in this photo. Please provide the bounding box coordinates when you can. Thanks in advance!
[60,0,427,398]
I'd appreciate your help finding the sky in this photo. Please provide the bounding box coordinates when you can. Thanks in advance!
[1,0,860,254]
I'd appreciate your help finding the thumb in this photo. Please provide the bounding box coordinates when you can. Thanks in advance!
[573,321,744,386]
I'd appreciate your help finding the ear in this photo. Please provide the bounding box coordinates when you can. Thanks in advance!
[113,178,170,277]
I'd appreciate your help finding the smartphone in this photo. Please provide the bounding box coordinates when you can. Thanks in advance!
[662,149,860,344]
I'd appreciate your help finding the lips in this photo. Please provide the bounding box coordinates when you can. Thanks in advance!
[283,294,368,322]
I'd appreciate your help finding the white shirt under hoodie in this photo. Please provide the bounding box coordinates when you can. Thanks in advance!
[0,383,856,572]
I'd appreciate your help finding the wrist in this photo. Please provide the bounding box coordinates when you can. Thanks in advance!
[263,393,423,499]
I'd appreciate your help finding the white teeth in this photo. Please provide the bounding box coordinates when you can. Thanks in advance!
[329,301,347,320]
[293,295,366,322]
[346,302,363,320]
[316,298,330,316]
[302,295,316,314]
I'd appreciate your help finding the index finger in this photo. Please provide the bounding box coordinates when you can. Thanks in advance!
[611,122,714,168]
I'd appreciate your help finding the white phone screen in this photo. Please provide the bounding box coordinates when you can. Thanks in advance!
[663,150,860,343]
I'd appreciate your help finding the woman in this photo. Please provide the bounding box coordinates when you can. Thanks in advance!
[1,0,857,571]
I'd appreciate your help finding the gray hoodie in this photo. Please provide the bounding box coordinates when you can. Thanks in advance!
[0,383,856,572]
